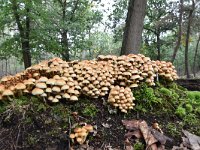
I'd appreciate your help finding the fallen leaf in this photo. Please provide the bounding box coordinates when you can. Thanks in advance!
[125,145,133,150]
[182,130,200,150]
[150,127,173,144]
[122,119,141,130]
[124,130,143,139]
[139,121,158,149]
[124,139,133,150]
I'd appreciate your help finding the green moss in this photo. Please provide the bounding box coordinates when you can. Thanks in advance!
[175,106,186,118]
[159,87,172,96]
[83,104,98,117]
[185,103,193,112]
[166,122,182,137]
[187,91,200,101]
[133,141,145,150]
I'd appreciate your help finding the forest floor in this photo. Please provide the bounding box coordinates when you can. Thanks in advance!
[0,81,200,150]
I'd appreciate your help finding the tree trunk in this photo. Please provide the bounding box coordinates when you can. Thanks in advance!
[121,0,147,55]
[185,1,194,79]
[60,0,70,61]
[171,0,183,63]
[12,0,31,69]
[193,34,200,77]
[156,31,161,60]
[61,30,70,61]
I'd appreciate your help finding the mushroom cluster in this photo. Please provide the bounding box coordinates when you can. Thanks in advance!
[69,124,93,144]
[0,54,178,112]
[108,86,135,113]
[155,60,178,81]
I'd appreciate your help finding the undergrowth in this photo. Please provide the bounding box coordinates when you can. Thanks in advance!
[0,81,200,149]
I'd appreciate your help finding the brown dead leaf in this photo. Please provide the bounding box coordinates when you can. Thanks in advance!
[122,119,141,130]
[182,130,200,150]
[124,130,143,139]
[139,121,158,149]
[150,128,173,145]
[124,139,133,150]
[125,145,133,150]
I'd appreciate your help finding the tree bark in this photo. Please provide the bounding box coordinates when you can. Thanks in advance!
[185,0,195,79]
[156,31,161,60]
[61,30,69,61]
[171,0,183,63]
[193,34,200,77]
[121,0,147,55]
[12,0,31,69]
[59,0,70,61]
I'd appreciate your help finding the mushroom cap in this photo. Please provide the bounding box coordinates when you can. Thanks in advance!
[83,124,93,132]
[36,82,47,89]
[52,86,61,93]
[61,85,69,90]
[55,95,61,99]
[69,133,76,139]
[32,88,44,95]
[53,75,61,80]
[2,89,14,96]
[1,76,9,82]
[70,95,78,101]
[46,88,52,93]
[130,75,140,80]
[55,79,66,86]
[46,78,56,85]
[74,127,82,133]
[28,78,36,82]
[130,83,138,88]
[38,76,48,82]
[0,84,5,93]
[52,98,59,103]
[41,93,47,97]
[48,96,54,101]
[63,93,70,99]
[24,80,34,86]
[15,83,26,90]
[33,72,40,77]
[101,87,109,91]
[76,137,84,144]
[111,90,118,95]
[67,81,74,87]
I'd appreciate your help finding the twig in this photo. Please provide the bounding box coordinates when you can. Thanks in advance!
[68,116,71,150]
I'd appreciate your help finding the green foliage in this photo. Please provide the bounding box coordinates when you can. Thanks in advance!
[83,104,98,117]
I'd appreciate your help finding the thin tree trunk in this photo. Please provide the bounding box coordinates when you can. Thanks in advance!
[61,30,70,61]
[171,0,183,63]
[193,34,200,77]
[5,59,8,75]
[156,31,161,60]
[121,0,147,55]
[185,1,194,79]
[12,0,31,69]
[60,0,70,61]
